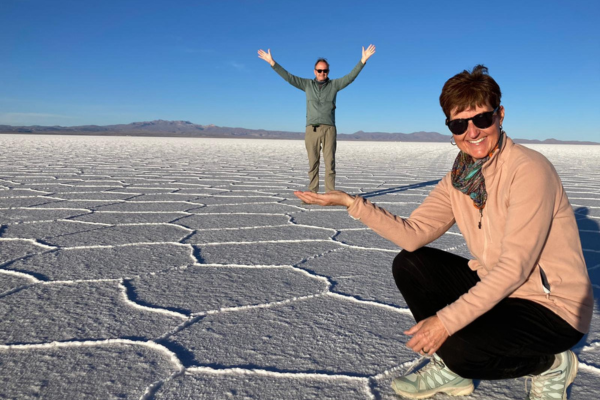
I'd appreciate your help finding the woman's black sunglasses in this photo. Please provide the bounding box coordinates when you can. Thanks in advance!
[446,107,499,135]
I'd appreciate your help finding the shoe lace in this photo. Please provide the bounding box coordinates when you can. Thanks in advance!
[404,354,443,377]
[524,370,561,400]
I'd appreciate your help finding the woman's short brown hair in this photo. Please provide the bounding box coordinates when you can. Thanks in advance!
[439,65,502,119]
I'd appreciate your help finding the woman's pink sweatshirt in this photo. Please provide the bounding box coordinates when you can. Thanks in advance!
[347,135,593,336]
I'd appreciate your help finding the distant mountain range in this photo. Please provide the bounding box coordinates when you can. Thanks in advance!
[0,120,597,145]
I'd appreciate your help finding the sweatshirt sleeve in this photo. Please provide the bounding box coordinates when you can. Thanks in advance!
[272,62,310,91]
[333,61,365,91]
[436,156,559,335]
[347,175,455,252]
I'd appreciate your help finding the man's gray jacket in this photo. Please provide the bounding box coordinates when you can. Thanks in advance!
[271,61,365,127]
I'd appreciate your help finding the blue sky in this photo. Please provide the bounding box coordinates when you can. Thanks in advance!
[1,0,599,141]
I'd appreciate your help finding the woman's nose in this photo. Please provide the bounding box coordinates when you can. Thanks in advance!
[465,120,479,136]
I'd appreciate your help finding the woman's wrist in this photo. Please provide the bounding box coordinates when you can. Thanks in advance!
[346,194,357,208]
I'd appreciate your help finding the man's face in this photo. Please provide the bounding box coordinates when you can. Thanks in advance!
[314,61,329,80]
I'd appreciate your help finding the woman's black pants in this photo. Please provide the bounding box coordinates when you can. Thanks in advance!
[393,247,584,380]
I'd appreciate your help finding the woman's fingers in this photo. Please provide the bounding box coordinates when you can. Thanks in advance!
[404,316,448,355]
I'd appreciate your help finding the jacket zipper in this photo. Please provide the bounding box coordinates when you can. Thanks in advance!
[539,267,551,296]
[482,208,491,262]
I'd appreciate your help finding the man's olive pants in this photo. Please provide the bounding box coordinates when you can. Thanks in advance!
[304,124,336,193]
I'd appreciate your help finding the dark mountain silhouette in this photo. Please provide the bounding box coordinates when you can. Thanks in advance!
[0,120,597,144]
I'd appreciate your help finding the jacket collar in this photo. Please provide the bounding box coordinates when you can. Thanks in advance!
[482,131,512,178]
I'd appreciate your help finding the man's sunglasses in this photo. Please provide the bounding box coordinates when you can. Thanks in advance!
[446,107,499,135]
[315,69,329,73]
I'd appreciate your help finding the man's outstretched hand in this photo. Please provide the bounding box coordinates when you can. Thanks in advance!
[258,49,275,66]
[294,190,356,208]
[361,44,376,64]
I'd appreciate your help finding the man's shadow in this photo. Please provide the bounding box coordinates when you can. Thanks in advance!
[358,179,441,199]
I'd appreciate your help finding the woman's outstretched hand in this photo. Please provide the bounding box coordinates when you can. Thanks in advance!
[294,190,356,208]
[404,315,449,356]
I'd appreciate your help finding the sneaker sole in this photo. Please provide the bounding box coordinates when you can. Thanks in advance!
[563,350,579,399]
[391,381,474,399]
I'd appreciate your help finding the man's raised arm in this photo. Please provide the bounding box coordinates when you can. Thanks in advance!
[334,44,376,90]
[257,48,308,91]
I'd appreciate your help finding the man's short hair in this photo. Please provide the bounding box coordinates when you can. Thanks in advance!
[314,58,329,69]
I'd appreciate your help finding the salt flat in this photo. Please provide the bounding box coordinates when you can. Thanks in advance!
[0,134,599,400]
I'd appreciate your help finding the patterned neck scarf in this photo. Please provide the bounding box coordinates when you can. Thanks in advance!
[451,133,504,227]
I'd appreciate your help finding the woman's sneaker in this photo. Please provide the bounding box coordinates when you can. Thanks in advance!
[391,354,474,399]
[527,350,578,400]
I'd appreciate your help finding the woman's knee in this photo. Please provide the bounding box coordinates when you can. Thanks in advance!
[392,249,415,280]
[392,247,432,277]
[438,347,476,379]
[438,335,483,379]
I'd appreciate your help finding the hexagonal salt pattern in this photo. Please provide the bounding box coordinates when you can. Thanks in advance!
[0,281,185,344]
[0,135,598,399]
[153,369,372,400]
[0,342,181,400]
[130,265,328,314]
[4,244,194,281]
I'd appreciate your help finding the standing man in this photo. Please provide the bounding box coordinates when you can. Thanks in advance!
[258,45,376,193]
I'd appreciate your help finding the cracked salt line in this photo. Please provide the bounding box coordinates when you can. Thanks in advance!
[334,242,400,253]
[4,207,96,212]
[198,239,338,246]
[0,268,41,283]
[212,195,286,199]
[61,241,195,250]
[195,262,309,269]
[0,195,62,200]
[0,189,52,195]
[573,205,600,209]
[139,370,188,400]
[106,200,202,204]
[90,222,195,231]
[41,278,121,285]
[578,362,600,375]
[289,223,338,233]
[92,211,190,214]
[441,244,470,252]
[587,263,600,271]
[195,293,327,317]
[197,202,287,206]
[0,338,185,371]
[300,208,348,213]
[372,357,421,380]
[95,191,143,195]
[190,224,291,232]
[0,237,58,250]
[186,365,373,383]
[55,218,111,226]
[118,280,189,319]
[580,341,600,352]
[185,212,290,216]
[326,292,412,314]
